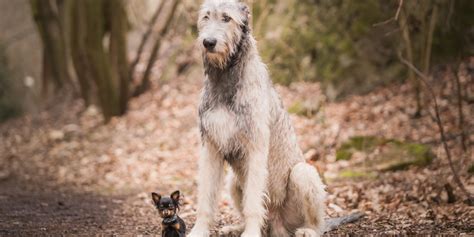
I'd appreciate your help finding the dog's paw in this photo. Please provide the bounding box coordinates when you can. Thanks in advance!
[241,229,261,237]
[219,224,244,237]
[295,228,319,237]
[188,227,210,237]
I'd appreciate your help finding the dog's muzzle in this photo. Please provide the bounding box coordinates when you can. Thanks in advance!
[203,38,217,51]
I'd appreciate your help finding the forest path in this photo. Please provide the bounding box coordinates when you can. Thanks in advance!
[0,177,177,235]
[0,71,472,235]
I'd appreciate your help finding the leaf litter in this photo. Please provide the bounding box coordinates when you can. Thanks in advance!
[0,60,473,235]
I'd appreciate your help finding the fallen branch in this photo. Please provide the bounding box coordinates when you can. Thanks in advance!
[399,53,473,203]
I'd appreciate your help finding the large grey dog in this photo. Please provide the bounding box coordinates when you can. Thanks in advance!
[189,1,352,236]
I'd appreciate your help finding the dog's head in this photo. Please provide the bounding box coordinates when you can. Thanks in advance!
[151,190,180,218]
[197,0,250,69]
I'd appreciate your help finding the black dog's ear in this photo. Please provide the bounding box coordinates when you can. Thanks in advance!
[151,192,161,205]
[170,190,180,202]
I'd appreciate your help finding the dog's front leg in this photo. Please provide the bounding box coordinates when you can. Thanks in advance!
[241,146,269,237]
[189,144,224,237]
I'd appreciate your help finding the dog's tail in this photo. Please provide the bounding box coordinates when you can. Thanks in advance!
[324,212,365,232]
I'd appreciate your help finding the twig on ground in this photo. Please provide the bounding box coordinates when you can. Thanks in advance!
[398,53,473,203]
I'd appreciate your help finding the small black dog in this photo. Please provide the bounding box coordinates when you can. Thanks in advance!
[152,190,186,237]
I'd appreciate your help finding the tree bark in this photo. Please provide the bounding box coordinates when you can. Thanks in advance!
[30,0,72,92]
[70,0,93,106]
[106,0,129,114]
[70,0,125,122]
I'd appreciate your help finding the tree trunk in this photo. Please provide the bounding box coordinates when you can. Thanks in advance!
[399,9,421,118]
[33,0,131,121]
[70,0,124,122]
[30,0,72,92]
[106,0,129,114]
[70,0,93,106]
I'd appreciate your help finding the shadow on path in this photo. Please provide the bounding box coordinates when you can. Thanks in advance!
[0,177,125,235]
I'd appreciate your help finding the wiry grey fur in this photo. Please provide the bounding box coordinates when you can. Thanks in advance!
[189,1,328,236]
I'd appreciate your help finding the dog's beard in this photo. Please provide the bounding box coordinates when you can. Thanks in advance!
[203,40,242,70]
[204,51,229,69]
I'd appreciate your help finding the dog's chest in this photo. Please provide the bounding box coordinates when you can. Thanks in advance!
[200,106,239,149]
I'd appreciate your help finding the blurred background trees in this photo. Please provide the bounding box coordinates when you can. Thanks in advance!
[0,0,472,122]
[28,0,179,122]
[0,0,182,122]
[254,0,473,101]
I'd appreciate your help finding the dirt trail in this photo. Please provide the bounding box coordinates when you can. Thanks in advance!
[0,178,120,235]
[0,72,473,235]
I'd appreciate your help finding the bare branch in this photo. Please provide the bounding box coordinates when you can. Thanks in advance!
[398,53,473,202]
[373,0,404,27]
[133,0,181,97]
[453,66,467,152]
[394,0,404,20]
[372,18,394,27]
[129,0,167,82]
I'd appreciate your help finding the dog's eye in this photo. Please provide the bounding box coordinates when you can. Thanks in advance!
[222,15,231,22]
[203,15,209,21]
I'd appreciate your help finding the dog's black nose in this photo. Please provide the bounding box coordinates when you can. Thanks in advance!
[203,38,217,50]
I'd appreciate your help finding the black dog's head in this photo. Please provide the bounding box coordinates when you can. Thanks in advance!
[151,190,181,219]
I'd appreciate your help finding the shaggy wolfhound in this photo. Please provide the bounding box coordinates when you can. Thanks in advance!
[188,1,360,236]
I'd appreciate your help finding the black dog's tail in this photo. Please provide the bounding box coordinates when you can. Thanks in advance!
[325,212,365,232]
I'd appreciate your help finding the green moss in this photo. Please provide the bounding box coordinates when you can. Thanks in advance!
[336,149,353,161]
[287,101,319,117]
[339,170,376,179]
[336,136,381,161]
[346,136,380,151]
[288,101,304,115]
[404,143,435,166]
[336,136,434,171]
[379,141,434,171]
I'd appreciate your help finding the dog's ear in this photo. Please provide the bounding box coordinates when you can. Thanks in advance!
[238,3,250,26]
[170,190,180,202]
[151,192,161,205]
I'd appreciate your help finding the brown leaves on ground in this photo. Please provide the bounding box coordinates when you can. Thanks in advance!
[0,62,473,235]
